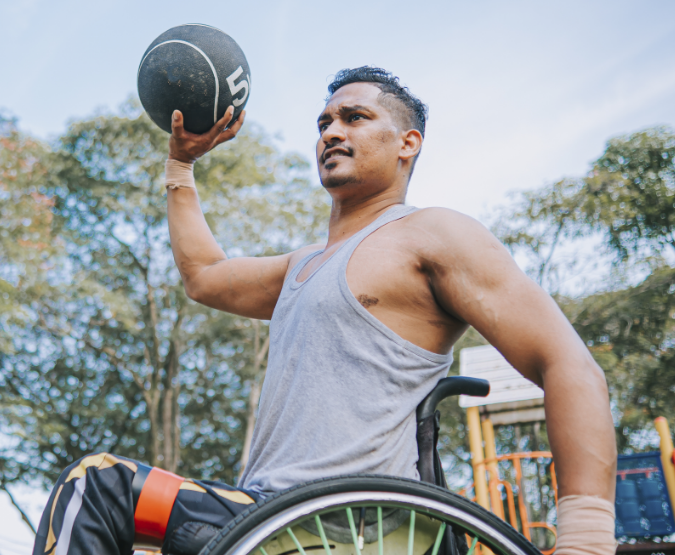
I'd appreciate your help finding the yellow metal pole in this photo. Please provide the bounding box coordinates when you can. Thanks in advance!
[655,417,675,509]
[467,406,490,510]
[482,418,505,519]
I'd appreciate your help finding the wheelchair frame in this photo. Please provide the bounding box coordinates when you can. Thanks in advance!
[198,376,540,555]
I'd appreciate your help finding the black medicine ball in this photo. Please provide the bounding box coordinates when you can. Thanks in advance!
[137,24,251,134]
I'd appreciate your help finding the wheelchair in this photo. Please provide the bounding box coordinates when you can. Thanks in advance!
[198,377,540,555]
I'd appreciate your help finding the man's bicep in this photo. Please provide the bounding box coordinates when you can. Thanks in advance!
[463,272,581,385]
[429,220,584,385]
[188,253,291,319]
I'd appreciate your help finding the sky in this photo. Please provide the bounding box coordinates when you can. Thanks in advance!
[3,0,675,220]
[2,0,675,551]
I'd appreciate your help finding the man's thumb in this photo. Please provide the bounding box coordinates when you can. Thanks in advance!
[171,110,184,135]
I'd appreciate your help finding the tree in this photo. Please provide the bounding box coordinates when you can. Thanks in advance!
[491,176,588,292]
[0,112,63,532]
[584,126,675,260]
[494,127,675,288]
[0,113,58,352]
[562,267,675,452]
[0,100,329,504]
[492,125,675,454]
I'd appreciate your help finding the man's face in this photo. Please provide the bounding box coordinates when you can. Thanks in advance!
[316,83,405,194]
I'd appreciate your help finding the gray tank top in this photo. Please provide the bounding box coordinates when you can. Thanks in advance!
[239,205,453,494]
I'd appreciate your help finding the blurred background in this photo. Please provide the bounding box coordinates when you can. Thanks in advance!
[2,0,675,552]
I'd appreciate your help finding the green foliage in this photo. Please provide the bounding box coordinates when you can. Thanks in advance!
[0,101,329,489]
[493,125,675,456]
[495,127,675,288]
[562,267,675,452]
[0,114,59,353]
[492,177,588,290]
[585,127,675,259]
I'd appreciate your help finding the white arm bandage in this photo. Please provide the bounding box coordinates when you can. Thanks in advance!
[555,495,616,555]
[165,159,196,190]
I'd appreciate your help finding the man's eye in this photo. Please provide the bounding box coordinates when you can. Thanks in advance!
[319,122,330,132]
[349,114,365,122]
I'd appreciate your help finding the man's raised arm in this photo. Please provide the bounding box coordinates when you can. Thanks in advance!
[423,208,617,554]
[166,107,292,320]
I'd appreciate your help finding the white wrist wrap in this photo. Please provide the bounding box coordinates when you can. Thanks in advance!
[555,495,616,555]
[165,159,196,190]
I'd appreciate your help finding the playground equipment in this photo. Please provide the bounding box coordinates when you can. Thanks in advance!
[460,451,558,554]
[461,346,675,554]
[609,417,675,552]
[460,346,557,552]
[655,417,675,510]
[614,451,674,539]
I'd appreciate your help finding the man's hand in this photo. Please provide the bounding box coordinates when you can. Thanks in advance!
[169,106,246,163]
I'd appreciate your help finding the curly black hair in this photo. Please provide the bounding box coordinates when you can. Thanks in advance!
[327,66,428,137]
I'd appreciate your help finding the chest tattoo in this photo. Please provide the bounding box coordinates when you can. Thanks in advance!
[357,294,379,309]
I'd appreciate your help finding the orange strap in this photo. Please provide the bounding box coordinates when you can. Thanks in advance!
[134,467,184,540]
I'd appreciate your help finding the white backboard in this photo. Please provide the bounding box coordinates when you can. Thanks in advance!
[458,345,544,408]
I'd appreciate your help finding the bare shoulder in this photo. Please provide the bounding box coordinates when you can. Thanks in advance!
[406,206,481,230]
[403,207,506,262]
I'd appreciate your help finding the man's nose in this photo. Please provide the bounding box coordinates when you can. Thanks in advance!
[321,120,346,144]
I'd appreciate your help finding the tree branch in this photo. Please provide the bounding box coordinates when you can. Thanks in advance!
[0,483,36,535]
[108,229,148,277]
[537,219,565,286]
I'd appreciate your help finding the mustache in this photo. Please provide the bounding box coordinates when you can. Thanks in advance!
[321,143,354,163]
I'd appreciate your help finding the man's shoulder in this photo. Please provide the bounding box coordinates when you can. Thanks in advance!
[408,206,475,225]
[405,207,491,240]
[401,207,505,262]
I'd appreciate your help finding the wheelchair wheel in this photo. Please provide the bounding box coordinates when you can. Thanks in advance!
[199,475,539,555]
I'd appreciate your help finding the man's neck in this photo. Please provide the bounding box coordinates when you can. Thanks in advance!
[326,190,405,249]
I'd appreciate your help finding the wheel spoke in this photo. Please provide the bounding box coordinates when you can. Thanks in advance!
[467,537,479,555]
[346,508,362,555]
[358,507,366,549]
[285,527,306,555]
[259,548,269,555]
[314,514,332,555]
[430,522,447,555]
[407,510,416,555]
[377,506,383,555]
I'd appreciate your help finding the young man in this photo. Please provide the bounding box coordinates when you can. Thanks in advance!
[34,67,616,555]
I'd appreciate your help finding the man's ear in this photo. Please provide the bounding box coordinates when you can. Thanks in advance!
[399,129,423,161]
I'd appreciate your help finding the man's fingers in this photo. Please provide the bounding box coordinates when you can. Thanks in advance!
[208,106,235,142]
[171,110,185,138]
[214,110,246,146]
[227,110,246,135]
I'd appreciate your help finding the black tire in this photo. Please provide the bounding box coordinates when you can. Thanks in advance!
[199,475,540,555]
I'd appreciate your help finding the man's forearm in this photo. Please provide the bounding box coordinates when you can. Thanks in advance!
[542,354,616,554]
[164,106,244,296]
[166,166,228,297]
[543,353,617,500]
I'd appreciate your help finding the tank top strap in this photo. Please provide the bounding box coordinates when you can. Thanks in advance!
[286,249,323,283]
[287,205,418,291]
[337,204,418,263]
